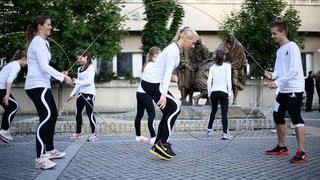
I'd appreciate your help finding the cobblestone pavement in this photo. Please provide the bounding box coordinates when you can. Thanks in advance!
[1,129,319,180]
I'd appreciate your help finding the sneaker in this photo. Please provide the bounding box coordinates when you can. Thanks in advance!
[46,149,66,159]
[135,135,148,143]
[290,150,307,163]
[0,129,13,143]
[266,145,289,156]
[149,145,171,160]
[150,137,156,145]
[70,133,83,140]
[155,141,176,158]
[221,133,233,140]
[206,129,213,137]
[35,155,56,170]
[88,133,98,142]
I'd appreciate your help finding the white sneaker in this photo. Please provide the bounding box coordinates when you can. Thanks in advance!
[46,149,66,159]
[135,135,148,143]
[70,133,83,140]
[35,155,56,170]
[0,129,13,143]
[206,129,213,137]
[221,133,233,140]
[88,133,98,142]
[150,137,156,145]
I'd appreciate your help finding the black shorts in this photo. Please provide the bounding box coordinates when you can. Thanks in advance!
[273,92,304,126]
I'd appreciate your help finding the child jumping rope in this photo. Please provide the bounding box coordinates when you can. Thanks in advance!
[0,50,27,143]
[69,51,97,142]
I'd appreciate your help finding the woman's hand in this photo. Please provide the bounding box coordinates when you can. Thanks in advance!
[157,94,167,109]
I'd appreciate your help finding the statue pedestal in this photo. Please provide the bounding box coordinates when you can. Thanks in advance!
[176,105,264,120]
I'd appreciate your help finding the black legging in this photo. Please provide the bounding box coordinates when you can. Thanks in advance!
[76,93,96,134]
[0,90,19,130]
[134,92,156,138]
[141,80,181,144]
[207,91,229,134]
[26,88,58,158]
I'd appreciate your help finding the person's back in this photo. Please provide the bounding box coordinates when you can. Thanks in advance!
[0,61,21,89]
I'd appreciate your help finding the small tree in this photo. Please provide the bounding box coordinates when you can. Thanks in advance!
[141,0,184,58]
[219,0,305,76]
[0,0,127,75]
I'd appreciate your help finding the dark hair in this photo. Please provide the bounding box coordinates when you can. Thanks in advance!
[12,50,26,61]
[143,46,161,70]
[26,15,50,47]
[215,49,226,66]
[270,21,288,35]
[77,51,92,71]
[308,71,313,76]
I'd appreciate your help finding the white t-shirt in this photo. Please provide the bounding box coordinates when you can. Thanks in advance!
[0,61,21,89]
[142,43,180,95]
[137,62,154,93]
[207,62,232,97]
[25,36,64,90]
[70,64,96,96]
[272,41,304,93]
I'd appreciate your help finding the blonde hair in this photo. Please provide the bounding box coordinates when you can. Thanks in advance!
[172,27,199,43]
[143,46,161,70]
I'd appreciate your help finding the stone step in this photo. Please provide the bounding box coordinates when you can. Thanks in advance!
[10,117,275,135]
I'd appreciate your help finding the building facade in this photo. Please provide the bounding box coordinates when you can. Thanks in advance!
[105,0,320,78]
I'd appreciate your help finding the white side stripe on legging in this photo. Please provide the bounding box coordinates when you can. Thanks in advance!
[36,88,50,155]
[165,93,180,141]
[8,97,19,127]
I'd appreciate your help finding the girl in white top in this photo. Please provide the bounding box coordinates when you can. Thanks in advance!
[0,50,27,143]
[135,46,160,145]
[141,27,199,160]
[206,49,233,140]
[69,51,97,142]
[25,15,72,170]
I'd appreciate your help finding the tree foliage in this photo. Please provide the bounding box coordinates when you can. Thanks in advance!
[141,0,184,57]
[0,0,127,74]
[219,0,305,76]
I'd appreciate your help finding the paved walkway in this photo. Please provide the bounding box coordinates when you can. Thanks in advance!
[1,111,320,180]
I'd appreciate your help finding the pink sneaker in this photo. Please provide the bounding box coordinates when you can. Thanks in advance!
[135,135,148,143]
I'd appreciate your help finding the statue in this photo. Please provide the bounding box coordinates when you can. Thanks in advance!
[176,39,212,105]
[176,49,194,105]
[218,34,248,105]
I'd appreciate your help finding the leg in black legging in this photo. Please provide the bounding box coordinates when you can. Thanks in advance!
[76,95,85,134]
[208,92,219,129]
[134,92,145,136]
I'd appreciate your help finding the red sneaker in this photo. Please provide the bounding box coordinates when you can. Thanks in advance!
[266,145,289,156]
[290,150,307,163]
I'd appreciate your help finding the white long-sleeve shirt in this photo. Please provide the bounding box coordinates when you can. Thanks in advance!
[0,61,21,89]
[272,41,304,93]
[25,36,65,89]
[207,62,232,97]
[142,43,180,95]
[70,64,96,96]
[137,62,154,93]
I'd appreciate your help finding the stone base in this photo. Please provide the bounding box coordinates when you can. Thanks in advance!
[11,105,271,134]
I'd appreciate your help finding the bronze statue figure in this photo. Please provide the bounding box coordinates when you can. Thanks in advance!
[218,34,248,105]
[176,39,212,105]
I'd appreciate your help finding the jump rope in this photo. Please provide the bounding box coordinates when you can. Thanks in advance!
[0,0,278,164]
[55,0,279,164]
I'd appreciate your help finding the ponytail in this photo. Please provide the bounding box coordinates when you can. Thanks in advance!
[143,46,161,70]
[25,15,50,47]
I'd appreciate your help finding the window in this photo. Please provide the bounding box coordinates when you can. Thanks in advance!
[301,52,314,77]
[117,53,132,77]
